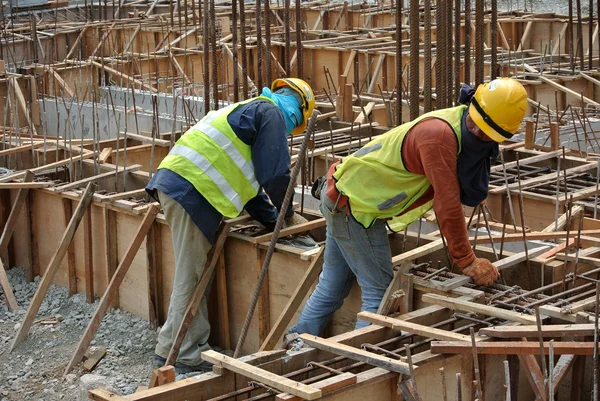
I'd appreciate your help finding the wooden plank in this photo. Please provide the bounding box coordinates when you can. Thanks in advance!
[46,66,75,98]
[146,221,162,330]
[215,252,230,350]
[90,61,157,93]
[468,230,600,245]
[0,182,54,189]
[83,347,107,372]
[0,171,34,259]
[149,366,176,388]
[0,151,94,183]
[0,142,44,158]
[62,198,77,297]
[537,239,575,260]
[377,264,411,314]
[63,205,159,375]
[102,189,147,202]
[89,389,130,401]
[103,208,119,309]
[124,132,171,147]
[98,147,112,164]
[0,258,18,313]
[357,311,472,342]
[391,239,444,266]
[250,218,325,244]
[558,294,597,314]
[54,164,141,193]
[552,354,576,391]
[201,350,322,400]
[256,247,270,346]
[422,294,539,324]
[259,247,324,351]
[519,354,547,401]
[479,324,596,338]
[431,341,598,355]
[299,334,411,374]
[438,246,549,291]
[489,163,597,194]
[276,372,357,401]
[489,149,562,173]
[10,77,38,136]
[9,183,95,351]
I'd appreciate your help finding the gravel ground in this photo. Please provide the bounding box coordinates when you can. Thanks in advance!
[0,267,160,400]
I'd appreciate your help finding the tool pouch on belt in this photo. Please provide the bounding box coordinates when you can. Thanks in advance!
[311,176,326,200]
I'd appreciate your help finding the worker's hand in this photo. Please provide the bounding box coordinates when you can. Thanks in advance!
[462,258,499,286]
[285,212,309,227]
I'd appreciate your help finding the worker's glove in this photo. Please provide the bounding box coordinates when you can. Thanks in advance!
[461,258,499,286]
[285,212,309,227]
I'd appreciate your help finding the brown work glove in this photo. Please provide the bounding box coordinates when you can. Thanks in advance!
[461,258,499,286]
[285,212,309,227]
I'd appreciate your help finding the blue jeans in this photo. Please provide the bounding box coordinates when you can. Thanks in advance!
[291,187,393,336]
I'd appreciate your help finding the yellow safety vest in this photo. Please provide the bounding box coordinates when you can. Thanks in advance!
[157,96,276,218]
[333,105,466,231]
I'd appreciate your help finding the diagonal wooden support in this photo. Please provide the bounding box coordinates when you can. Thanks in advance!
[300,333,411,374]
[202,350,322,400]
[0,170,35,312]
[64,204,159,375]
[259,247,324,351]
[10,182,95,352]
[164,220,234,366]
[518,353,547,401]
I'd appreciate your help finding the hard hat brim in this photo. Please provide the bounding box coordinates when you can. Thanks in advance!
[468,103,510,143]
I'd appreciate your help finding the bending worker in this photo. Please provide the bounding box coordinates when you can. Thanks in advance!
[287,78,528,340]
[146,78,315,373]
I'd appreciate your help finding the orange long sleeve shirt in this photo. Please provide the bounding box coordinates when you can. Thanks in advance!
[400,118,476,268]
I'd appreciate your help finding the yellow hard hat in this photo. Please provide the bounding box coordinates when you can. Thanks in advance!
[271,78,315,136]
[469,78,528,143]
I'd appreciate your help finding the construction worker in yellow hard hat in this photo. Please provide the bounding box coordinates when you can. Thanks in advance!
[146,78,314,373]
[285,78,527,345]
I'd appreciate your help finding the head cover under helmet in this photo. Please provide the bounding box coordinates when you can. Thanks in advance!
[271,78,315,136]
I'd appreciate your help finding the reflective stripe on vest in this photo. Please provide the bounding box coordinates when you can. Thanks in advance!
[157,96,276,218]
[333,105,466,230]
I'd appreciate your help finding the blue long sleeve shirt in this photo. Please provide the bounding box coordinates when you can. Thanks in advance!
[146,100,294,244]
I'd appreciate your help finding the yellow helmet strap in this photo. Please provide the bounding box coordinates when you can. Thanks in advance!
[471,97,513,140]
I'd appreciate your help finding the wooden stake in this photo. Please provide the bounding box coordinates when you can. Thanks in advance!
[64,204,159,375]
[10,182,95,352]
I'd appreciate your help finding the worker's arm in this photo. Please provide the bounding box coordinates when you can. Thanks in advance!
[228,101,294,229]
[404,119,476,269]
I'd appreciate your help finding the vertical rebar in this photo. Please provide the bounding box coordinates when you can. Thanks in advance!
[576,0,584,70]
[569,0,574,71]
[409,0,419,119]
[589,0,593,70]
[436,0,445,108]
[475,0,484,86]
[232,0,240,102]
[265,0,272,85]
[491,0,498,80]
[210,0,218,110]
[454,0,461,99]
[446,0,453,104]
[464,0,471,85]
[396,0,402,124]
[284,0,291,75]
[424,0,432,112]
[203,0,210,112]
[296,0,303,78]
[257,0,264,91]
[240,0,249,98]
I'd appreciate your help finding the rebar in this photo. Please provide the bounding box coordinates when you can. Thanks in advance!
[240,0,249,98]
[409,0,419,119]
[424,0,432,112]
[231,0,240,102]
[464,0,471,84]
[491,0,497,80]
[296,0,303,78]
[474,0,484,85]
[256,0,263,90]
